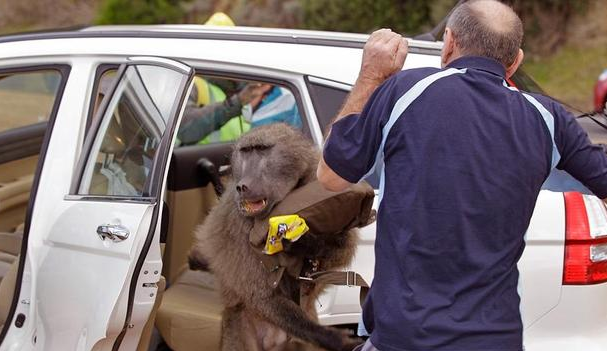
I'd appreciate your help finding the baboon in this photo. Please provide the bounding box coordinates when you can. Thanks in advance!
[189,123,362,351]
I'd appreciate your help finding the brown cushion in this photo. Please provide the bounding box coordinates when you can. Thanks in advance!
[250,180,375,246]
[0,232,23,257]
[156,270,222,351]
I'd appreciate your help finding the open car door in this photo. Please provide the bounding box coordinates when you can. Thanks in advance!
[1,57,193,351]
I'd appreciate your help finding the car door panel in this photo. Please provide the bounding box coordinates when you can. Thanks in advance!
[35,202,154,350]
[1,57,194,351]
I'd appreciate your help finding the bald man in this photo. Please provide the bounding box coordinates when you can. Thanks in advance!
[318,1,607,350]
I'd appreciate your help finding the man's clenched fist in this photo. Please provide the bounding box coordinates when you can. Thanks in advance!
[358,29,408,86]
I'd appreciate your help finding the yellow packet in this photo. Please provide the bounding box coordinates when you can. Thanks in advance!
[263,215,309,255]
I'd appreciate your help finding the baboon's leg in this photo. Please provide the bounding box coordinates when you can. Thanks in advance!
[250,295,360,351]
[284,340,324,351]
[188,245,209,271]
[221,306,259,351]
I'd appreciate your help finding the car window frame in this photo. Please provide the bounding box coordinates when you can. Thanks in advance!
[0,63,71,344]
[85,63,120,134]
[304,75,351,136]
[69,60,193,202]
[191,68,313,141]
[85,65,313,143]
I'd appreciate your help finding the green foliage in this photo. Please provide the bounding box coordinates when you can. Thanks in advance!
[300,0,434,35]
[524,43,607,112]
[96,0,186,25]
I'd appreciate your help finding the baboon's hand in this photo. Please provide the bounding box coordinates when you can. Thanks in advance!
[251,295,362,351]
[333,327,364,351]
[311,326,363,351]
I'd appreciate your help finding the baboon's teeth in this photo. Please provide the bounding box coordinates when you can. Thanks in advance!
[242,199,268,214]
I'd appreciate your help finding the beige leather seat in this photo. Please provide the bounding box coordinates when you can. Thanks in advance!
[0,175,33,232]
[156,270,222,351]
[0,256,19,328]
[0,231,22,280]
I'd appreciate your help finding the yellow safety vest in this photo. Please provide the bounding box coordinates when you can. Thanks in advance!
[192,77,250,144]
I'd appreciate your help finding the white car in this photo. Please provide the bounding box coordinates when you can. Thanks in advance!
[0,25,605,351]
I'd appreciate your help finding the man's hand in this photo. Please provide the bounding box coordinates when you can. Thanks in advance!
[331,29,408,122]
[238,83,273,107]
[318,29,408,193]
[358,29,409,86]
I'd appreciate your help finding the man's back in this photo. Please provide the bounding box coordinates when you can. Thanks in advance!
[369,56,552,350]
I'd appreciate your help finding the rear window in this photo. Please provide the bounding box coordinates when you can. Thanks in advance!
[510,70,545,95]
[305,77,349,135]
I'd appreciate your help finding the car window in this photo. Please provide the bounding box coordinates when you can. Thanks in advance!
[91,69,118,118]
[0,70,62,133]
[510,69,545,95]
[177,75,304,146]
[78,65,188,197]
[305,78,349,135]
[90,70,305,146]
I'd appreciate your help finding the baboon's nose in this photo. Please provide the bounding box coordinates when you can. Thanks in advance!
[236,183,249,194]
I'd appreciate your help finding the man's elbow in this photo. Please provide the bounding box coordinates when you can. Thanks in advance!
[317,161,351,192]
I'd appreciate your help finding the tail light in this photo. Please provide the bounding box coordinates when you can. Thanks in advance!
[563,192,607,285]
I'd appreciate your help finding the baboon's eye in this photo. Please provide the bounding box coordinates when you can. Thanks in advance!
[239,144,274,153]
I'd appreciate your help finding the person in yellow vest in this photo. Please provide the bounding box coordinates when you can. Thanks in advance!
[177,12,272,145]
[177,77,270,145]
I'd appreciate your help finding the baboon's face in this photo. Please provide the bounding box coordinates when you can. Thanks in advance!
[231,125,314,218]
[231,142,303,218]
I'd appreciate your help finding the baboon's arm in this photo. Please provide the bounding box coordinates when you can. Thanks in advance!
[250,294,359,351]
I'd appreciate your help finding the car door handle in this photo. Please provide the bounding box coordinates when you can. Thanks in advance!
[97,224,130,242]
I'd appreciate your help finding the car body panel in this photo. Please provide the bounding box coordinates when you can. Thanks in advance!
[0,36,440,87]
[317,190,567,330]
[525,285,607,350]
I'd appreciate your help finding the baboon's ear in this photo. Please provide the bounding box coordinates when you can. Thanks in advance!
[297,160,318,187]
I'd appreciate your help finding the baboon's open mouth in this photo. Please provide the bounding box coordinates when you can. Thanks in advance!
[240,198,268,215]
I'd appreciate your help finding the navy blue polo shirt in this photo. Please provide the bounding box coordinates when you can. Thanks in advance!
[323,56,607,351]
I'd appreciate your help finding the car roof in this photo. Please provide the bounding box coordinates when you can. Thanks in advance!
[0,25,443,85]
[0,25,442,52]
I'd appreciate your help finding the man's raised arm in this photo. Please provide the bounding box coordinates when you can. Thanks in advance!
[317,29,408,192]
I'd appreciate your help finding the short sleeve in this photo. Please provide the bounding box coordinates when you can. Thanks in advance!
[553,101,607,198]
[322,77,398,183]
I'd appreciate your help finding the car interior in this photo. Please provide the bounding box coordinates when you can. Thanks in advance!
[0,67,323,350]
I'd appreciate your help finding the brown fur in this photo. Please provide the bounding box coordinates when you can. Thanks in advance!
[189,124,361,351]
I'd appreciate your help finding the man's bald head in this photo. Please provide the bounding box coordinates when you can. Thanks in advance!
[446,0,523,67]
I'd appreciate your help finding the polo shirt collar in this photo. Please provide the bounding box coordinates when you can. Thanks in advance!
[447,56,506,77]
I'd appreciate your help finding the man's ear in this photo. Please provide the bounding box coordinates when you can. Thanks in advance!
[441,28,456,68]
[505,49,524,79]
